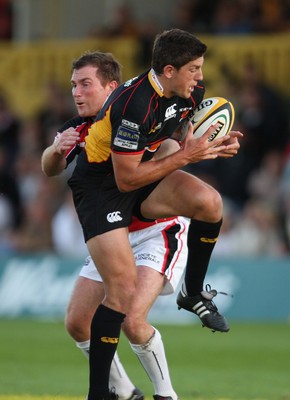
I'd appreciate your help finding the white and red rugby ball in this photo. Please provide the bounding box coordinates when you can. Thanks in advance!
[191,97,235,142]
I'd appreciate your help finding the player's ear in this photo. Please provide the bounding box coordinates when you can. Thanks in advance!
[163,65,175,78]
[109,81,118,91]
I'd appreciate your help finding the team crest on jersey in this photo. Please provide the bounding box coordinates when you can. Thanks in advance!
[114,126,139,150]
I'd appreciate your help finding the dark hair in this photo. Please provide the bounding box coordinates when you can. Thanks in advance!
[71,51,122,86]
[151,28,207,74]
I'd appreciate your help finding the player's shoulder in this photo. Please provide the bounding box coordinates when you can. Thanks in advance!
[110,70,154,122]
[116,70,152,103]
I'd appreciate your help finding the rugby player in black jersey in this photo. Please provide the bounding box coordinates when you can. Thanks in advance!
[68,29,243,400]
[42,51,191,400]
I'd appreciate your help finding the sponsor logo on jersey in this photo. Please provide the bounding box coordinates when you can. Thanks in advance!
[179,107,192,112]
[136,253,159,263]
[107,211,123,223]
[101,337,119,344]
[121,119,139,130]
[113,126,139,150]
[164,104,177,121]
[200,237,218,243]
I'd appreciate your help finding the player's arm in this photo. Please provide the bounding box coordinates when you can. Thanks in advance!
[112,122,229,192]
[41,127,80,176]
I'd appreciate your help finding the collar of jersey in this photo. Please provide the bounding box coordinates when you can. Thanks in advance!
[148,68,164,97]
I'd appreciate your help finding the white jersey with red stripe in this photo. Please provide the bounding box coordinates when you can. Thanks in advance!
[80,216,189,295]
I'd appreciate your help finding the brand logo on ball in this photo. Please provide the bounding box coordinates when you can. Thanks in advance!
[208,119,225,142]
[195,98,214,113]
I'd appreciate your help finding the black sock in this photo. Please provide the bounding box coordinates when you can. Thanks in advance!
[88,304,126,400]
[184,219,222,296]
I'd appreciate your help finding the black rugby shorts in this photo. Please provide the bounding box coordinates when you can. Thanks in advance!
[68,172,138,241]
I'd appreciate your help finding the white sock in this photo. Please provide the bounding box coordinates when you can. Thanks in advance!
[76,339,90,358]
[110,351,136,397]
[130,327,178,399]
[76,340,135,398]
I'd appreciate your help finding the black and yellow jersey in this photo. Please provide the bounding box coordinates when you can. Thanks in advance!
[75,68,205,177]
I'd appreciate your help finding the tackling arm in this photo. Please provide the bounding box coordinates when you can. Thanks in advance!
[41,127,80,177]
[41,141,67,177]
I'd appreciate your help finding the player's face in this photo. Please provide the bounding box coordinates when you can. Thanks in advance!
[169,56,204,98]
[71,65,115,117]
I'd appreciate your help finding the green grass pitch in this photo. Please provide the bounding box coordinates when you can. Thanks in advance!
[0,319,289,400]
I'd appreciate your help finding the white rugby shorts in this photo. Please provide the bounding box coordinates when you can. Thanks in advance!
[79,216,189,295]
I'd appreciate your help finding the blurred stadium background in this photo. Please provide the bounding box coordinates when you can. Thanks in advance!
[0,0,289,398]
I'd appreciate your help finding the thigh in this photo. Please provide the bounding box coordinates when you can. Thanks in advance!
[87,227,138,313]
[141,169,220,221]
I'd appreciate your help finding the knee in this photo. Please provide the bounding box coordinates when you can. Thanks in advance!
[122,315,146,343]
[122,315,136,339]
[198,186,223,221]
[210,188,223,216]
[64,309,90,342]
[123,315,155,345]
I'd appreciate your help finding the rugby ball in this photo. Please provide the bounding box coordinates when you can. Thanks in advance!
[191,97,235,142]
